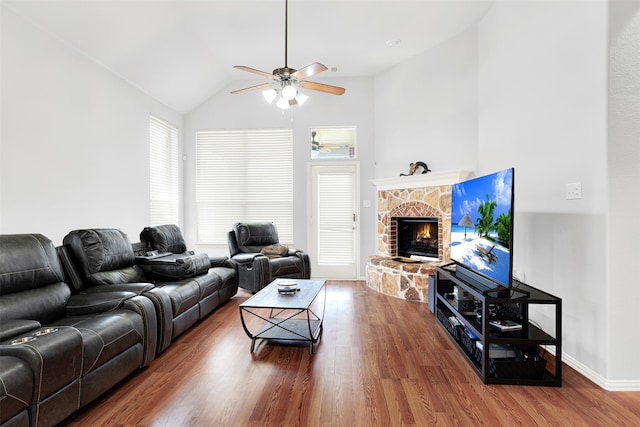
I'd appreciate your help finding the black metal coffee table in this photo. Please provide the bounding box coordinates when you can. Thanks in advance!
[239,278,326,355]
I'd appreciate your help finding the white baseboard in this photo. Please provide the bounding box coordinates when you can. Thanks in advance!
[561,352,640,391]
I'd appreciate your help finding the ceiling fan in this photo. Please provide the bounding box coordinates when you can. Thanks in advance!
[231,0,345,109]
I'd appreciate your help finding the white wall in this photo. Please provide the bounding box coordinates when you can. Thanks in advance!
[0,6,182,245]
[607,0,640,384]
[477,0,625,387]
[184,76,376,277]
[374,26,479,178]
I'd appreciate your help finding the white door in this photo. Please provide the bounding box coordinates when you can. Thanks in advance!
[308,162,359,279]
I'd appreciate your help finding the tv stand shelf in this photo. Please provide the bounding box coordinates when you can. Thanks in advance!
[435,263,562,386]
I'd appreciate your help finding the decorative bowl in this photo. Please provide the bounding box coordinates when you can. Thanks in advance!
[277,280,297,293]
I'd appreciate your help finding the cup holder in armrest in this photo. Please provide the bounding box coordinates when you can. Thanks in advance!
[33,328,58,336]
[11,336,36,345]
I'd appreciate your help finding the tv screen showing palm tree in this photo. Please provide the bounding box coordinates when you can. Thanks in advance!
[450,168,514,288]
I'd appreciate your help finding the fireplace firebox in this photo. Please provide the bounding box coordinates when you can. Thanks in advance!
[396,217,439,259]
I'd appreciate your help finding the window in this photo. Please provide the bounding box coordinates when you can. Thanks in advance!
[149,115,180,226]
[310,126,356,159]
[196,129,293,244]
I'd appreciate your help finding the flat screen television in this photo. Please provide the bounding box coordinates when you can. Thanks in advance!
[450,168,514,291]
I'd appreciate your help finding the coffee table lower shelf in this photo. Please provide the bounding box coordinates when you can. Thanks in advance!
[250,318,322,354]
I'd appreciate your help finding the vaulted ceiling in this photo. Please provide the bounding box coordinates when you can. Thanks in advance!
[4,0,494,114]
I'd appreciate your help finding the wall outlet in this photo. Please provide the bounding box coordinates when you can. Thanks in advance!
[565,182,582,200]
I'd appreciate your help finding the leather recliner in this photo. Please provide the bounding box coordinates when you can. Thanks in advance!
[62,227,238,352]
[227,221,311,293]
[0,233,156,427]
[59,228,174,355]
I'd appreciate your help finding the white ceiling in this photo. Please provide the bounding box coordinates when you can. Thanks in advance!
[4,0,494,114]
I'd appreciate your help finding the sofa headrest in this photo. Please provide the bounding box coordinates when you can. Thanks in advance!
[140,224,187,254]
[233,222,279,253]
[63,229,135,275]
[0,234,65,295]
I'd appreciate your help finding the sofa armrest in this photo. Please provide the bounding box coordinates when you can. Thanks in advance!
[292,250,311,279]
[122,295,158,366]
[0,320,41,342]
[65,291,137,316]
[209,255,232,268]
[231,253,266,264]
[82,282,155,295]
[230,253,271,293]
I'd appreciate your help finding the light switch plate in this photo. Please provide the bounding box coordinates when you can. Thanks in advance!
[565,182,582,200]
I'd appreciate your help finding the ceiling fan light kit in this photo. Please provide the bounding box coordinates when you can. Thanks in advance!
[276,96,291,110]
[231,0,345,109]
[281,84,297,100]
[262,89,278,104]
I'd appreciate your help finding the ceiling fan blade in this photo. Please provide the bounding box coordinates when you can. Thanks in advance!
[233,66,274,78]
[291,62,328,80]
[230,82,273,95]
[301,81,346,96]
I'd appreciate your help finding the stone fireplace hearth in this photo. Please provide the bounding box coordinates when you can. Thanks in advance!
[366,170,472,302]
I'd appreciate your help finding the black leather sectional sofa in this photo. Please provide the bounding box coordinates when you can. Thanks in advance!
[0,225,237,427]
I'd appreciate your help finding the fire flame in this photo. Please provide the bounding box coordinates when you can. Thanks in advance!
[416,224,432,240]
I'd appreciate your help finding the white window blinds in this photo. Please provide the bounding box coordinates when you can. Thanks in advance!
[317,170,356,265]
[195,129,293,244]
[149,115,179,226]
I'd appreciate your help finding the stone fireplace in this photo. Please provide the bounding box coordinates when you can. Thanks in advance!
[366,170,472,302]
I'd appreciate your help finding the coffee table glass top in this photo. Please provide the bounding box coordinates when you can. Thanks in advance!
[240,278,326,310]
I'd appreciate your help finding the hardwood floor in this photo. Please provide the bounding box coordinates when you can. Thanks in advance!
[62,281,640,426]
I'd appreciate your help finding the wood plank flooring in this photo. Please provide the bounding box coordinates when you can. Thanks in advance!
[61,281,640,426]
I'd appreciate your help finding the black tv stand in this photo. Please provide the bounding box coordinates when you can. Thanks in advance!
[435,263,562,386]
